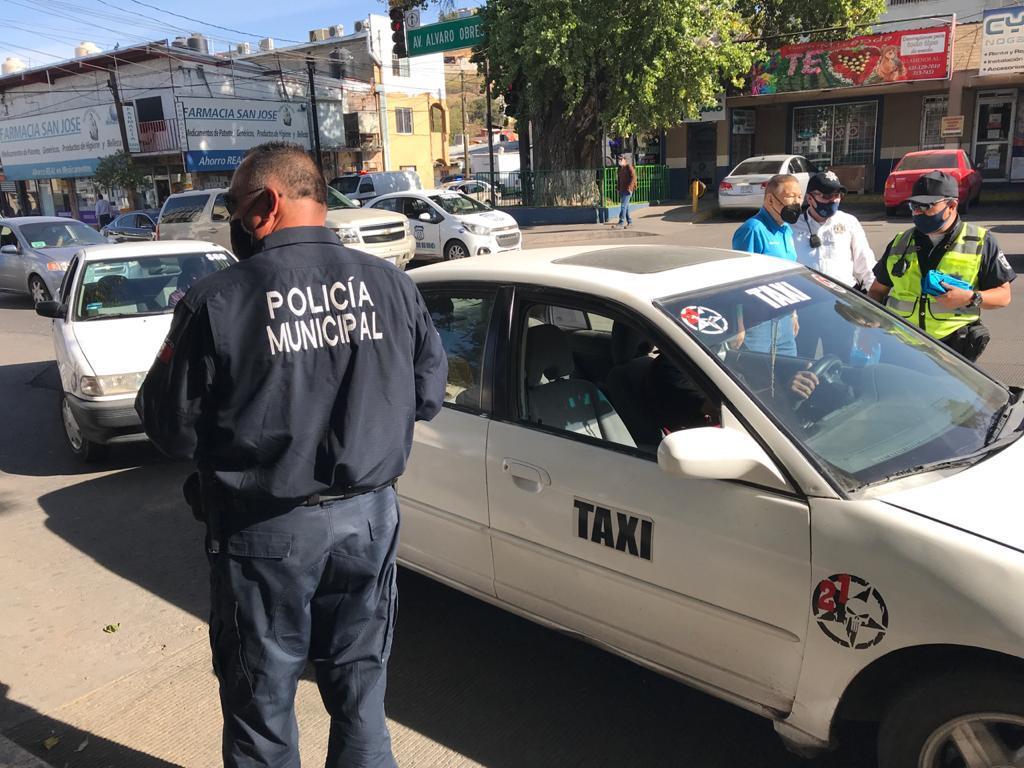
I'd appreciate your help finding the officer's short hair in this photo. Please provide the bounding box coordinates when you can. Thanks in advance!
[242,142,327,206]
[764,174,799,195]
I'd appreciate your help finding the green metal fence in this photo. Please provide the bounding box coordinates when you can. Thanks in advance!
[602,165,669,205]
[472,165,669,208]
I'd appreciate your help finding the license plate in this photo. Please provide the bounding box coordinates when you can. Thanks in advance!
[737,184,751,193]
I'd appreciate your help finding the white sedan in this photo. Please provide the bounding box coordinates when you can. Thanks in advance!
[36,240,235,460]
[718,154,814,211]
[402,244,1024,768]
[365,189,521,262]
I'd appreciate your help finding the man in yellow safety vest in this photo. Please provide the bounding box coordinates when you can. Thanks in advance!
[869,171,1014,361]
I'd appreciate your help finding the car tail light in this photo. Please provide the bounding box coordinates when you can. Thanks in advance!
[719,181,733,191]
[760,181,768,189]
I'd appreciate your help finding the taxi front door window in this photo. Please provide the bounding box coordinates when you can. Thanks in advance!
[422,290,495,410]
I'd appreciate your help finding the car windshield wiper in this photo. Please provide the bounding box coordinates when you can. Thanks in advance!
[985,390,1023,445]
[867,432,1022,488]
[81,310,168,320]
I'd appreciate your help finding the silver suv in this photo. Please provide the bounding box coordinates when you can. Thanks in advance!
[156,187,414,269]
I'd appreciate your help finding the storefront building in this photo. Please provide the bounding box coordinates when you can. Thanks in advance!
[664,12,1024,197]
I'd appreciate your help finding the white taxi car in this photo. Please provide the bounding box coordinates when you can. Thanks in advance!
[365,189,521,262]
[36,240,235,461]
[403,244,1024,768]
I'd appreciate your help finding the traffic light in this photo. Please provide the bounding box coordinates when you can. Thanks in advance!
[390,7,407,58]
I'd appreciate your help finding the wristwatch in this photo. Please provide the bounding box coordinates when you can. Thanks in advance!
[968,290,983,309]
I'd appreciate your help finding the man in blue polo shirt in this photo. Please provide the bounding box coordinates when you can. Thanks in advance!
[731,174,803,355]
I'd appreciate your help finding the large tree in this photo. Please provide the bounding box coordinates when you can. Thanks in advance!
[393,0,885,169]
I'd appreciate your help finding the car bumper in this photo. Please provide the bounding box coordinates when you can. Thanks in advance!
[474,232,522,256]
[351,237,416,270]
[66,393,145,444]
[718,193,764,210]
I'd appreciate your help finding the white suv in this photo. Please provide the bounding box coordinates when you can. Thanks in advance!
[157,187,414,269]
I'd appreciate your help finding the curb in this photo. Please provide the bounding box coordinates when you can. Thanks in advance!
[0,734,54,768]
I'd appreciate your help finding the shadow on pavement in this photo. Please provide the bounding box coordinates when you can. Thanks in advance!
[0,293,37,311]
[0,360,165,477]
[1,683,180,768]
[37,464,874,767]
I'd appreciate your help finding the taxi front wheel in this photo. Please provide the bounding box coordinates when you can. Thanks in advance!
[61,394,108,463]
[877,669,1024,768]
[443,239,469,260]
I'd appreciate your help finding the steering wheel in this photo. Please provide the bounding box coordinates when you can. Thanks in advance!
[792,354,844,413]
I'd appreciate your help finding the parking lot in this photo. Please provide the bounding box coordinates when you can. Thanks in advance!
[1,206,1021,767]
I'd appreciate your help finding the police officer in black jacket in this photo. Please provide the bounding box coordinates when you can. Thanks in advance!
[136,142,447,768]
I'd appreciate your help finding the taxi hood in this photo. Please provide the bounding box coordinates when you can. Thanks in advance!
[73,314,173,376]
[457,209,518,229]
[879,431,1024,553]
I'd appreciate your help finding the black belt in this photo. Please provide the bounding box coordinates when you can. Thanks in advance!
[302,479,396,507]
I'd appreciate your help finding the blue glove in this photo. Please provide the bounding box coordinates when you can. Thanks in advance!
[923,270,972,297]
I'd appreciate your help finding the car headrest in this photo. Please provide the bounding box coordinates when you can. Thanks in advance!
[526,325,574,387]
[611,321,653,364]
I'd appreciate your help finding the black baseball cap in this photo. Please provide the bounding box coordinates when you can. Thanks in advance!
[907,171,959,204]
[807,171,846,196]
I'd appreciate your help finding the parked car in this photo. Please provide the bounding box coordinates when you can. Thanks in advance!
[718,155,815,212]
[366,189,521,262]
[883,149,982,216]
[441,179,502,204]
[439,173,465,184]
[404,243,1024,768]
[329,170,422,203]
[157,187,415,269]
[35,240,236,460]
[100,209,160,242]
[0,216,108,304]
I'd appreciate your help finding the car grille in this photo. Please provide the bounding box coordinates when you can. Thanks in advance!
[359,222,406,244]
[495,229,520,248]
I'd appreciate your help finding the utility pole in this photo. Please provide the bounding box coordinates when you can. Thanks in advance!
[484,59,496,207]
[106,67,138,208]
[306,56,324,174]
[460,69,468,176]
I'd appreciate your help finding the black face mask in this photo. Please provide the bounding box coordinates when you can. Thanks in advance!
[230,218,256,260]
[777,199,801,224]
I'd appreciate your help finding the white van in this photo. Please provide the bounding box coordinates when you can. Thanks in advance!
[156,187,415,269]
[329,171,422,203]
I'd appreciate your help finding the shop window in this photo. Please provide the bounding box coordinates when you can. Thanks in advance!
[792,101,877,168]
[430,105,445,134]
[920,96,948,149]
[395,107,413,134]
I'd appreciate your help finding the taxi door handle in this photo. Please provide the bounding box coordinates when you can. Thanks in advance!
[502,459,550,494]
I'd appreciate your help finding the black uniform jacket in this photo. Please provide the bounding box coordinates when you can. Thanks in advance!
[136,226,447,502]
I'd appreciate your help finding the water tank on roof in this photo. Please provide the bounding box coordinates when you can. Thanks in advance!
[75,41,101,58]
[259,38,274,51]
[172,36,189,49]
[2,56,26,74]
[236,42,252,55]
[187,34,210,54]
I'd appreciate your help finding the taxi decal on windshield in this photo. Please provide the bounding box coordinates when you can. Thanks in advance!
[574,497,652,561]
[812,573,889,650]
[679,306,729,335]
[745,280,812,309]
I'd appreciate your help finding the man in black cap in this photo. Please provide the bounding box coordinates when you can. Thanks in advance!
[869,170,1014,361]
[792,170,876,357]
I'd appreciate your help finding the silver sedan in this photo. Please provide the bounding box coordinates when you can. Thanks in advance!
[0,217,109,304]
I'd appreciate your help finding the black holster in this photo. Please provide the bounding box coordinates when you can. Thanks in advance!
[182,470,229,554]
[943,322,991,362]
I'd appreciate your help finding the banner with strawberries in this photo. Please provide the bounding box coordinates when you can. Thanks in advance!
[749,26,952,95]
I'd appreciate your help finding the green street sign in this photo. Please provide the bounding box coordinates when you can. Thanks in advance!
[406,16,484,57]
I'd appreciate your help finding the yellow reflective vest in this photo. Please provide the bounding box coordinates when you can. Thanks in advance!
[884,223,984,339]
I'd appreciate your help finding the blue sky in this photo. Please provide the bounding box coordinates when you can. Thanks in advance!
[0,0,482,68]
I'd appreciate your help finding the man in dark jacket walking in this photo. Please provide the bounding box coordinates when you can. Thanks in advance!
[614,154,637,229]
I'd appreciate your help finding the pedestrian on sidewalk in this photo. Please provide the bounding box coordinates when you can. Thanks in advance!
[791,170,876,357]
[95,194,113,228]
[869,171,1014,361]
[136,141,447,768]
[614,154,637,229]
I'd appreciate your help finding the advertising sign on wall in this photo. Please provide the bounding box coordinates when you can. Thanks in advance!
[750,26,951,95]
[178,97,312,172]
[0,104,124,180]
[981,6,1024,76]
[940,115,965,137]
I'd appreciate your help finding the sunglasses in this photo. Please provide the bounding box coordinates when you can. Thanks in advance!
[907,198,952,213]
[224,186,265,217]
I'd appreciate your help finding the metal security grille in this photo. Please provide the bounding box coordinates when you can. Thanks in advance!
[921,96,949,149]
[792,102,877,167]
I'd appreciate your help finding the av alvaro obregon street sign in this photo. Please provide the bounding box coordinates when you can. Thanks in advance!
[406,16,484,57]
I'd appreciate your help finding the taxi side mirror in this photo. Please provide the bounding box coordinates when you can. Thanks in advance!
[35,300,62,319]
[657,427,780,485]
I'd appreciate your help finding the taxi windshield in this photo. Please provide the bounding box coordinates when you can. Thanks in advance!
[428,193,489,215]
[21,221,107,249]
[658,270,1012,492]
[76,251,234,321]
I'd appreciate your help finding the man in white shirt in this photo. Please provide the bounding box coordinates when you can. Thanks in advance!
[791,171,876,357]
[95,194,114,228]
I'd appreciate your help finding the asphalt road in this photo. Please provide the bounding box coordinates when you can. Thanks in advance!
[1,208,1021,767]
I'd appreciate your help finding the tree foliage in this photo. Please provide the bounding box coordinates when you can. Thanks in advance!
[392,0,885,169]
[93,151,146,194]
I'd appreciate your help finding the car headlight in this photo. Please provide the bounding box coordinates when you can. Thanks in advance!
[462,222,491,236]
[403,219,412,237]
[332,227,361,244]
[46,261,69,272]
[79,371,148,396]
